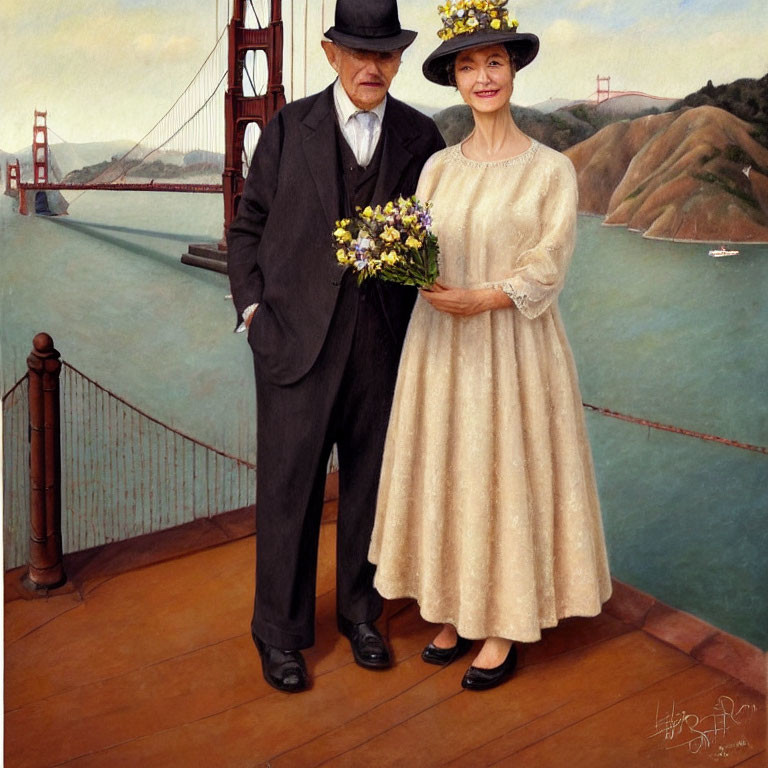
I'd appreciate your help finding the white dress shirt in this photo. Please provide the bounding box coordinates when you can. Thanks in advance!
[237,80,387,332]
[332,78,387,167]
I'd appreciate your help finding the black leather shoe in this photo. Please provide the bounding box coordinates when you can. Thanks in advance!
[337,616,391,669]
[253,634,309,693]
[421,636,473,666]
[461,644,517,691]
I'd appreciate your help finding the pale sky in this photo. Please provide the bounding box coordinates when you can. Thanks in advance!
[0,0,766,153]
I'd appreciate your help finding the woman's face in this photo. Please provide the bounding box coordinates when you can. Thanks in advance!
[454,45,514,113]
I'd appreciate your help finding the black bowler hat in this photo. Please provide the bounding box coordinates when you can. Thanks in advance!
[423,1,538,86]
[325,0,417,52]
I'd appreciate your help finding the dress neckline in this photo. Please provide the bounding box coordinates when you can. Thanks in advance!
[451,138,538,168]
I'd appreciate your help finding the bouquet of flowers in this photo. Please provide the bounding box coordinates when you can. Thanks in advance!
[333,196,440,288]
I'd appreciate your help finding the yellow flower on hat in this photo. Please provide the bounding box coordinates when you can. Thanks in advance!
[436,0,519,38]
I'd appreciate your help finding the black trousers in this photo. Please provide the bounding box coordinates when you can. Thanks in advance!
[251,276,403,650]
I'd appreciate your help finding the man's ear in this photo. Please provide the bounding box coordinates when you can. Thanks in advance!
[321,40,339,73]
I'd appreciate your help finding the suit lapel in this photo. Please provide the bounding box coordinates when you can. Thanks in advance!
[371,99,416,206]
[300,90,417,228]
[301,85,342,229]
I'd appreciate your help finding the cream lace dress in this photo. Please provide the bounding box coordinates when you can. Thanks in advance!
[368,140,612,642]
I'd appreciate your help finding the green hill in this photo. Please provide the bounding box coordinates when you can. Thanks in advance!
[434,103,595,151]
[667,73,768,145]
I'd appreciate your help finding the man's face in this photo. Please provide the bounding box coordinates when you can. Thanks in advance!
[322,42,403,111]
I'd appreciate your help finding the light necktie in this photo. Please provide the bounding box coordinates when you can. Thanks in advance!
[354,110,377,167]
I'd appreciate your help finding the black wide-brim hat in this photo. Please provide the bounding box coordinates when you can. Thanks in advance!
[325,0,417,52]
[423,28,539,85]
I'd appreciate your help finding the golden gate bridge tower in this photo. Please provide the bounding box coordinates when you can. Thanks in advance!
[224,0,286,231]
[184,0,287,272]
[5,0,290,272]
[32,111,49,186]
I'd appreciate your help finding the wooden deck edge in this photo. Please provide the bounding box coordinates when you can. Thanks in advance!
[603,578,766,695]
[5,470,764,696]
[4,473,340,604]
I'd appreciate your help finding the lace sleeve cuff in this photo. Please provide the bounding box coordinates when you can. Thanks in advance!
[499,283,532,315]
[480,244,564,320]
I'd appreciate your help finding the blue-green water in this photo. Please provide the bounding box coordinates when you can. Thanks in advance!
[1,191,256,461]
[2,193,766,648]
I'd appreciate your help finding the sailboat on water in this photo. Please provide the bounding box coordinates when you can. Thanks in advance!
[709,245,740,258]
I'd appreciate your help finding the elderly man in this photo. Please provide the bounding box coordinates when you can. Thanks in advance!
[227,0,445,692]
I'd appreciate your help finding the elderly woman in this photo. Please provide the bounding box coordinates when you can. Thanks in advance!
[368,0,612,691]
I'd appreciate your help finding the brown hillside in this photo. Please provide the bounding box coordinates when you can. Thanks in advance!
[746,167,768,217]
[565,106,768,241]
[564,112,678,214]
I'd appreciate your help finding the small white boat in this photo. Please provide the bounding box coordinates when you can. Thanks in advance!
[709,245,739,258]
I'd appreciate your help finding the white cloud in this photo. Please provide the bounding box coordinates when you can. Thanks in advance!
[0,0,766,152]
[0,0,213,150]
[573,0,616,10]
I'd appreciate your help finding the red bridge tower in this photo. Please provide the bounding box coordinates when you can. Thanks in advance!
[184,0,286,272]
[5,159,21,197]
[33,110,50,185]
[223,0,286,232]
[596,75,611,104]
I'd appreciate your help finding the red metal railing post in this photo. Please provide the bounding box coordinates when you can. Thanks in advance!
[25,333,65,590]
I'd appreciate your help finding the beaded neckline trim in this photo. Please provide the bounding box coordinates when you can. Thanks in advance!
[450,138,539,168]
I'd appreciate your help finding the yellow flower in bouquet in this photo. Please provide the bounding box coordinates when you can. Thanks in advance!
[333,196,440,288]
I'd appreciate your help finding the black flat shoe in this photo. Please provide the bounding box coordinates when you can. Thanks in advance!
[253,634,309,693]
[461,644,517,691]
[421,636,473,666]
[337,616,391,669]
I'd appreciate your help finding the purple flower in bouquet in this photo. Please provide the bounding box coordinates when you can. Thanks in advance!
[333,196,440,288]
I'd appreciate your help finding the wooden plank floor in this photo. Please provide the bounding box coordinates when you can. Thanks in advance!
[5,504,765,768]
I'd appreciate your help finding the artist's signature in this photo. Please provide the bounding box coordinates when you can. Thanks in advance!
[650,695,757,754]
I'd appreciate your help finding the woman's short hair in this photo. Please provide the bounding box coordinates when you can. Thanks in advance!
[444,43,518,87]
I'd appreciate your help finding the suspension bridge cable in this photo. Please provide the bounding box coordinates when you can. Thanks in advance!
[582,403,768,455]
[243,56,259,97]
[61,363,256,468]
[137,70,228,166]
[110,25,229,169]
[247,0,263,29]
[48,127,70,144]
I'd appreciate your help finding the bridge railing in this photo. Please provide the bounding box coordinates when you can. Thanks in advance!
[2,374,31,574]
[2,334,257,580]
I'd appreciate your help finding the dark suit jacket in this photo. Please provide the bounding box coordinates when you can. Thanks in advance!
[227,84,445,385]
